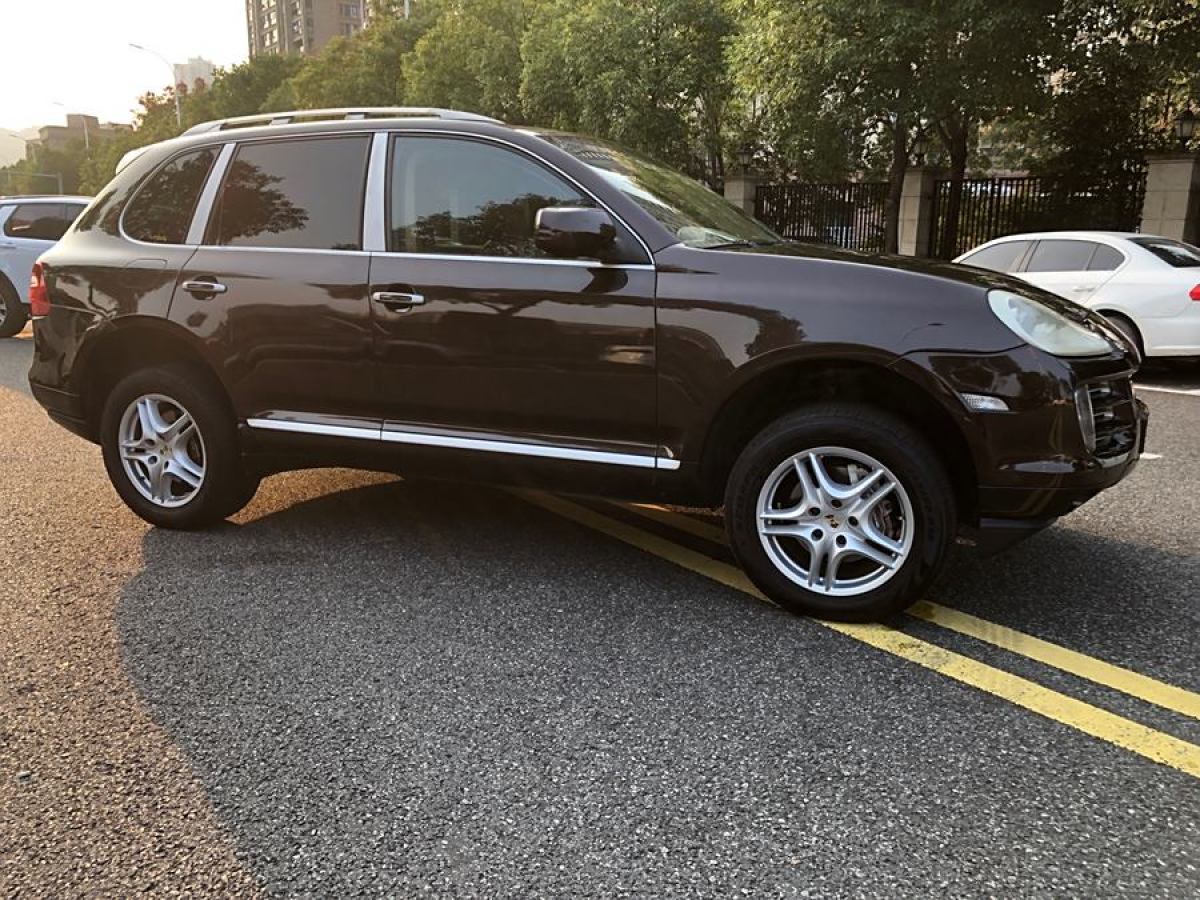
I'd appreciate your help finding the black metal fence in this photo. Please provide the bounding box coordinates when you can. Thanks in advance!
[755,181,889,253]
[929,172,1147,259]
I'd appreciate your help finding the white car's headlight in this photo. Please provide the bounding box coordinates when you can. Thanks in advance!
[987,290,1113,357]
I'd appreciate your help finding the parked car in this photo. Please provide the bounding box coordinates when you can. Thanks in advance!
[956,231,1200,358]
[0,195,91,336]
[27,108,1147,620]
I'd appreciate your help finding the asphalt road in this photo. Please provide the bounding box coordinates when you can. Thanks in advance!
[2,327,1198,897]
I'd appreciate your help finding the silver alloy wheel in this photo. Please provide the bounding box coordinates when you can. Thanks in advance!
[756,446,915,597]
[118,393,206,508]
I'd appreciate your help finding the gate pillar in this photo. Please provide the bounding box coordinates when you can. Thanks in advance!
[724,172,761,217]
[899,166,938,257]
[1141,153,1200,244]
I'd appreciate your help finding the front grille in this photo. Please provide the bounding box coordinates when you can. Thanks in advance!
[1087,378,1137,459]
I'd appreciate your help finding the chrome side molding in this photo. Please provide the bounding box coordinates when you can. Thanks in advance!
[245,417,681,471]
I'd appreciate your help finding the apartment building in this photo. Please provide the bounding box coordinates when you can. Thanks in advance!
[246,0,378,58]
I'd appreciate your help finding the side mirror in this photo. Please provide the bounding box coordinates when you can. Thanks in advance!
[535,206,617,260]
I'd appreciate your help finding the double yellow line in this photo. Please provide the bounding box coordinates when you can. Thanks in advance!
[516,492,1200,780]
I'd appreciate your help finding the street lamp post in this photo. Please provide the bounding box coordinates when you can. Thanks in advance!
[129,43,182,127]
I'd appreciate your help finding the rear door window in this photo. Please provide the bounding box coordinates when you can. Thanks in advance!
[3,203,75,241]
[959,240,1031,273]
[1025,240,1099,273]
[208,136,370,251]
[124,147,218,244]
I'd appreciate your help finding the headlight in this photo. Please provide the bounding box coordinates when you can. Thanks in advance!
[988,290,1113,357]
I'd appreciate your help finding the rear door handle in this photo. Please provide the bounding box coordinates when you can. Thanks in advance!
[0,242,16,249]
[182,279,227,296]
[372,290,425,310]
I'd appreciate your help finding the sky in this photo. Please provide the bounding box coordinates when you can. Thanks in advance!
[1,0,248,133]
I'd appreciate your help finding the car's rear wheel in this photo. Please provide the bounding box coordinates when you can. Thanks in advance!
[724,404,955,621]
[100,365,259,528]
[0,278,29,338]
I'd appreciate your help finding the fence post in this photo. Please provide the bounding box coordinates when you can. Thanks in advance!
[724,171,761,217]
[1140,153,1200,243]
[898,167,938,257]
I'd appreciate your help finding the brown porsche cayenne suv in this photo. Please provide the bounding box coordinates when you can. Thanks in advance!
[28,108,1147,620]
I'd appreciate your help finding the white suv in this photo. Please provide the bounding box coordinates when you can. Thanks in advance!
[0,195,90,336]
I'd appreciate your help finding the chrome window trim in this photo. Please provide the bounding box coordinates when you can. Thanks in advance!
[186,142,236,245]
[380,129,655,266]
[115,142,232,250]
[179,244,371,258]
[245,417,680,470]
[362,132,389,252]
[367,250,654,270]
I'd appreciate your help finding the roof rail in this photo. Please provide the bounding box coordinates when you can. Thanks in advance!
[183,107,502,135]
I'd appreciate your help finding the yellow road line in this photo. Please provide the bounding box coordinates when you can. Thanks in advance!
[621,502,1200,722]
[907,602,1200,721]
[522,491,1200,780]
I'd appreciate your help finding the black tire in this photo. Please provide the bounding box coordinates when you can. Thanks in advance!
[0,277,29,338]
[99,364,257,529]
[724,404,956,622]
[1103,313,1144,360]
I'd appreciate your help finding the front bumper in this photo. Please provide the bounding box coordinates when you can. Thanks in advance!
[904,345,1148,552]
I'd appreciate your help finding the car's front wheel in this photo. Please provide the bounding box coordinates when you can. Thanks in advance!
[100,365,259,528]
[724,404,955,621]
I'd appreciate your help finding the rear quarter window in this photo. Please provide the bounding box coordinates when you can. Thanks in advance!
[123,147,219,244]
[1132,238,1200,268]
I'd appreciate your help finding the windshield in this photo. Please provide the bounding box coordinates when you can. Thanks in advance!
[1132,237,1200,268]
[541,133,781,249]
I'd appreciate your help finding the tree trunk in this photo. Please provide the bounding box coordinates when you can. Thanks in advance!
[937,115,970,259]
[883,115,907,254]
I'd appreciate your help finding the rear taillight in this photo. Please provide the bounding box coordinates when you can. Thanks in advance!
[1190,284,1200,302]
[29,262,49,317]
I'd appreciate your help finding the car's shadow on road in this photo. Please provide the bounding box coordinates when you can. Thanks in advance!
[115,473,1198,896]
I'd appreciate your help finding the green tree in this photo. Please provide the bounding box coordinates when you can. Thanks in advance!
[731,0,937,251]
[281,15,430,109]
[1031,0,1200,180]
[521,0,733,183]
[403,0,534,121]
[0,142,87,195]
[916,1,1060,256]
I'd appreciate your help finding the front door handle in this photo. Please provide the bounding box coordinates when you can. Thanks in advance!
[182,278,227,296]
[0,242,16,249]
[372,290,425,310]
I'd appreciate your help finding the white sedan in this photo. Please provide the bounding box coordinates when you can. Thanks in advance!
[955,231,1200,358]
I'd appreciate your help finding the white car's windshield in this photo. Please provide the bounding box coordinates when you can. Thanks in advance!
[542,133,782,249]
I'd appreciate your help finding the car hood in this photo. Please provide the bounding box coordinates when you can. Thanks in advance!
[719,240,1109,325]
